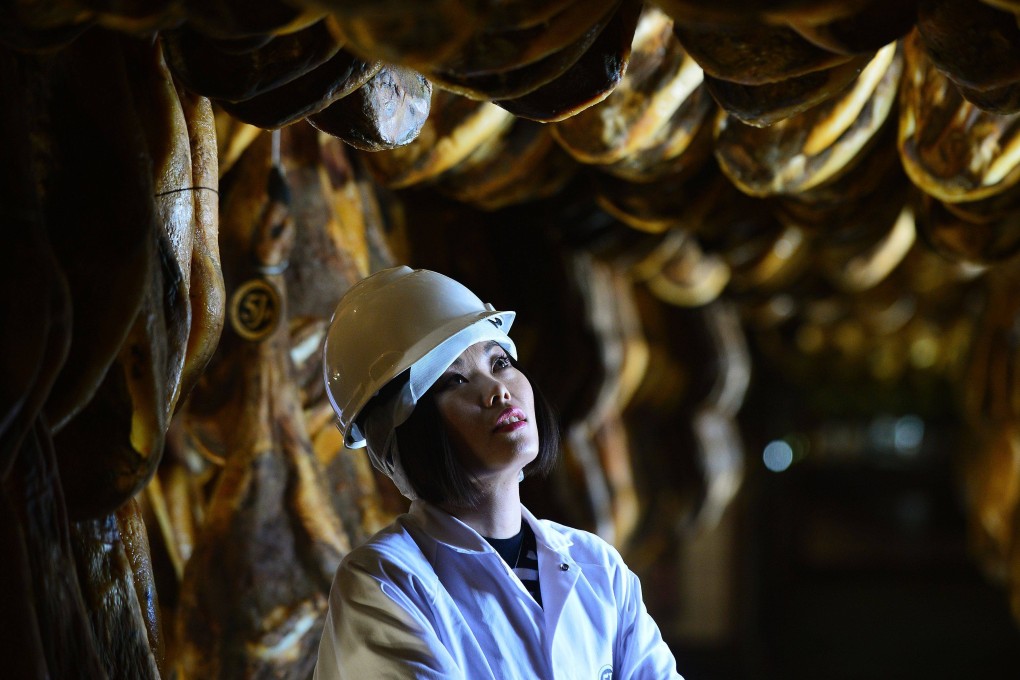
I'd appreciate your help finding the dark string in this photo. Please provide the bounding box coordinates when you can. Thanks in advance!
[154,185,219,197]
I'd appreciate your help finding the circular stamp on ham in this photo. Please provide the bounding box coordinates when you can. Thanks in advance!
[230,278,282,342]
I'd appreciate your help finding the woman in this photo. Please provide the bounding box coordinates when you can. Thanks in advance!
[314,266,683,679]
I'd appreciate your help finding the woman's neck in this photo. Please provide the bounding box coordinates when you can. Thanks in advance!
[443,474,522,538]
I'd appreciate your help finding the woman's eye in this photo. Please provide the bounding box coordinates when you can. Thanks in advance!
[441,373,467,389]
[494,355,511,370]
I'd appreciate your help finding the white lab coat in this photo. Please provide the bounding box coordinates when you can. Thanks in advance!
[313,500,683,679]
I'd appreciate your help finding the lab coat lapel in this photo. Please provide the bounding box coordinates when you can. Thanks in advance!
[538,545,580,640]
[523,508,583,667]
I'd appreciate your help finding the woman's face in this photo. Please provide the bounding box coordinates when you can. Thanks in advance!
[432,341,539,483]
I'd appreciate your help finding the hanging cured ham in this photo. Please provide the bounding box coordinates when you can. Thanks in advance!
[176,136,349,679]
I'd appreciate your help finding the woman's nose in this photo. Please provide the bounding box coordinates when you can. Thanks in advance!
[483,378,511,407]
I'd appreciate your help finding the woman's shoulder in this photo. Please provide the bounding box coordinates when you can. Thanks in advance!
[340,514,435,576]
[329,516,443,616]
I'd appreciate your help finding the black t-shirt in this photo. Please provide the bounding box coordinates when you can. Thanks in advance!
[484,521,542,607]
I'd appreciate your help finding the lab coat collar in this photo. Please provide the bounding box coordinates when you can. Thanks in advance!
[407,500,491,555]
[407,499,583,658]
[407,500,574,557]
[521,504,573,554]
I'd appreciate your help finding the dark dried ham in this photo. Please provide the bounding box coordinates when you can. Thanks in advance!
[308,66,431,151]
[178,137,348,678]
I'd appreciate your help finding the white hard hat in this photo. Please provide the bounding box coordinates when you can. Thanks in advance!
[323,266,516,453]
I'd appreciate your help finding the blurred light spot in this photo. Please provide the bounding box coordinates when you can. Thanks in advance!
[774,232,798,259]
[763,440,794,472]
[894,415,924,454]
[768,295,796,320]
[909,335,938,369]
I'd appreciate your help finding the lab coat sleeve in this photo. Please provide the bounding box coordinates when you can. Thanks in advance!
[313,551,466,680]
[613,557,685,680]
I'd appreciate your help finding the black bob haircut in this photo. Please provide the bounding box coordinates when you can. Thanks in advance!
[360,357,560,508]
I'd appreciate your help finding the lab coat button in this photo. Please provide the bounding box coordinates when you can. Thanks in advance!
[559,563,569,571]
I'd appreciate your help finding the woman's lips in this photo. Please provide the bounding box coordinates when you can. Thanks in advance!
[494,420,528,434]
[494,407,527,433]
